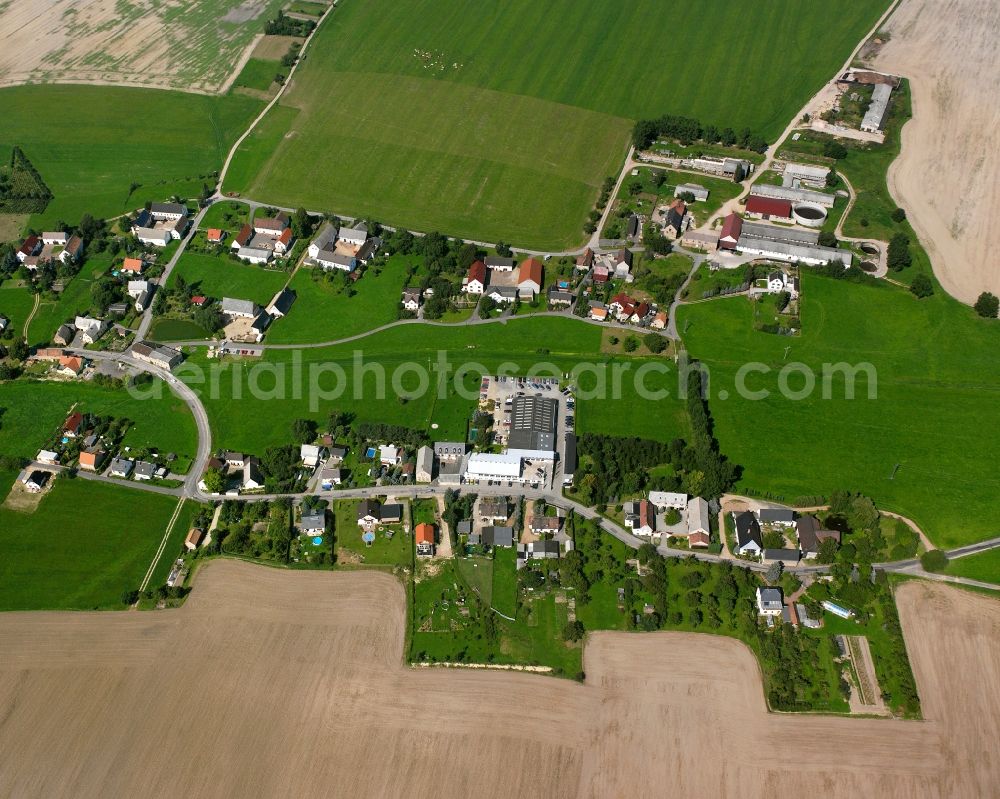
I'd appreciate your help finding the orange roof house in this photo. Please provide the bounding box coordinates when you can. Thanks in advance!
[517,258,543,289]
[78,448,104,471]
[415,523,435,555]
[207,228,225,243]
[58,355,83,375]
[121,257,144,273]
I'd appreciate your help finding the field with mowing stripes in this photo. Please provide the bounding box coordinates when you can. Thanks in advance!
[0,86,262,228]
[229,0,892,247]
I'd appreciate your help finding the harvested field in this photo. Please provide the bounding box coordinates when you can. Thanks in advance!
[876,0,1000,303]
[0,0,286,94]
[0,561,996,796]
[252,34,302,60]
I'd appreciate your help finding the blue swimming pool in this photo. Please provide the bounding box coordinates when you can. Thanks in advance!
[365,446,376,458]
[312,536,323,546]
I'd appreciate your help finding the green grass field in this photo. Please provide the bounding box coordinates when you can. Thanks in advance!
[0,85,263,228]
[148,318,212,341]
[0,477,182,610]
[0,380,198,464]
[233,58,284,92]
[0,284,36,339]
[180,316,687,453]
[945,550,1000,584]
[267,256,414,343]
[678,273,1000,547]
[227,0,890,247]
[166,252,290,307]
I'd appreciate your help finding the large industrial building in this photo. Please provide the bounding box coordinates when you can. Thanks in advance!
[506,395,557,460]
[465,452,527,484]
[861,83,894,133]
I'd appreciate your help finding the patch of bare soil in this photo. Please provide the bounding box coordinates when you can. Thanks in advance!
[0,561,996,797]
[876,0,1000,303]
[252,34,302,60]
[1,479,46,512]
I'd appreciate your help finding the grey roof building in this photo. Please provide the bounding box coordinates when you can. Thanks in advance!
[300,511,326,533]
[267,288,296,317]
[507,395,557,453]
[759,508,796,525]
[749,183,836,208]
[674,182,709,201]
[472,525,514,547]
[221,297,259,317]
[861,82,893,133]
[484,256,515,269]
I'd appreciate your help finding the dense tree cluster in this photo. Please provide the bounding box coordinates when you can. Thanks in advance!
[974,292,999,318]
[631,114,768,154]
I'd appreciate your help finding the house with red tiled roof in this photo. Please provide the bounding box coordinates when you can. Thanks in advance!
[575,248,594,270]
[517,258,543,299]
[16,235,41,263]
[191,295,207,306]
[56,356,83,376]
[463,260,487,294]
[630,302,651,324]
[650,311,668,330]
[121,257,144,274]
[78,448,104,472]
[231,224,253,249]
[274,226,295,254]
[206,228,225,244]
[719,213,743,251]
[62,411,84,437]
[608,292,633,315]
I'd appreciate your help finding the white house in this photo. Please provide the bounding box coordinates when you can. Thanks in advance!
[134,227,171,247]
[242,459,265,491]
[237,246,272,265]
[379,444,401,465]
[74,316,107,344]
[308,225,337,259]
[42,231,68,245]
[301,444,325,468]
[733,511,763,556]
[127,280,150,299]
[488,286,518,304]
[149,202,188,221]
[221,298,259,319]
[402,287,422,312]
[756,587,784,617]
[649,491,687,510]
[464,261,487,294]
[316,251,355,271]
[36,449,59,465]
[337,226,367,247]
[415,445,433,483]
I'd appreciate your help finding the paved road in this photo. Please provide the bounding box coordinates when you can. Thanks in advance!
[65,348,213,498]
[156,306,668,349]
[134,203,211,340]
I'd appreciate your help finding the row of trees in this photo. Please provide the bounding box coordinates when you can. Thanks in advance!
[631,114,768,154]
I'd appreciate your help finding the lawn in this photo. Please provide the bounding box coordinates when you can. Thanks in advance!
[333,499,412,566]
[0,85,263,228]
[266,255,414,343]
[0,379,199,465]
[233,58,284,92]
[198,200,251,233]
[491,547,518,617]
[148,317,212,341]
[945,550,1000,584]
[166,251,290,307]
[178,315,689,453]
[678,272,1000,547]
[0,284,36,339]
[0,477,182,610]
[227,0,890,247]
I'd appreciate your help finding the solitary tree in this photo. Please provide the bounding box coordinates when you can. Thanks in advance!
[765,561,784,584]
[920,549,949,573]
[891,207,907,223]
[291,418,317,444]
[974,292,999,318]
[562,620,586,642]
[202,468,225,494]
[909,273,933,298]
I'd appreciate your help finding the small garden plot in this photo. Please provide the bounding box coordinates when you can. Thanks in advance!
[752,291,800,336]
[683,263,752,300]
[333,500,411,566]
[198,201,250,233]
[414,561,475,633]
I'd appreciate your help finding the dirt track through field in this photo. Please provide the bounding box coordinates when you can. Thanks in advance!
[876,0,1000,303]
[0,561,996,797]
